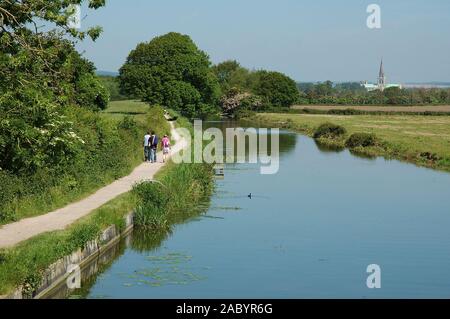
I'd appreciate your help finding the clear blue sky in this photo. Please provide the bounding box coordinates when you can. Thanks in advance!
[76,0,450,83]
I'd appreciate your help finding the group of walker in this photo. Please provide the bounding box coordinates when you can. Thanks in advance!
[143,131,171,163]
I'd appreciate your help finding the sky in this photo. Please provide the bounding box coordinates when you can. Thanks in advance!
[75,0,450,83]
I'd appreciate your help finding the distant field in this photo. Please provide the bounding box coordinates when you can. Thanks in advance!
[102,100,149,116]
[253,112,450,172]
[101,100,151,126]
[292,105,450,113]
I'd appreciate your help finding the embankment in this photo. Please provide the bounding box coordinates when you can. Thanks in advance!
[249,113,450,172]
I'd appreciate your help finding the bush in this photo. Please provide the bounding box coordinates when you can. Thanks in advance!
[345,133,378,148]
[313,123,347,139]
[0,171,23,222]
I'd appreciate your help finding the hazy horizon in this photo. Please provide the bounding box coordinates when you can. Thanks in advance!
[76,0,450,83]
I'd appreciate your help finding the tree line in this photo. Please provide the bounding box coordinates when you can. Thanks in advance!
[118,33,300,119]
[118,33,450,119]
[298,81,450,106]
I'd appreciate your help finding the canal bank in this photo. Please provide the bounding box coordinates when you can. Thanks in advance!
[2,213,134,299]
[249,113,450,173]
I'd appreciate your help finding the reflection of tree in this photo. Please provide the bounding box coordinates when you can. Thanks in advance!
[278,132,297,155]
[313,140,377,161]
[314,140,345,153]
[349,150,377,161]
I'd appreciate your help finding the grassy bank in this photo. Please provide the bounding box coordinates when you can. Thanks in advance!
[133,162,214,229]
[0,115,214,298]
[0,192,136,296]
[0,100,170,225]
[251,113,450,172]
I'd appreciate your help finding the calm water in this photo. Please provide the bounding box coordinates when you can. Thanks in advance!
[70,122,450,299]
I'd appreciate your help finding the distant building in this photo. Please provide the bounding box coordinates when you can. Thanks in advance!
[361,60,402,92]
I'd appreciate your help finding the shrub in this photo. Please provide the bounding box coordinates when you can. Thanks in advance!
[419,152,440,162]
[0,171,23,222]
[345,133,378,148]
[313,123,347,139]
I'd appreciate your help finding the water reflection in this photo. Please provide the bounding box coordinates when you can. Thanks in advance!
[130,228,171,253]
[313,140,345,153]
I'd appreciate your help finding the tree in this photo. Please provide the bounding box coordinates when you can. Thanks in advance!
[0,0,108,173]
[0,0,105,49]
[254,71,299,108]
[384,87,409,105]
[220,88,263,117]
[119,32,221,118]
[213,60,241,86]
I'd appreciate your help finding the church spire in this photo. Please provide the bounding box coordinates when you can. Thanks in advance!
[378,58,386,90]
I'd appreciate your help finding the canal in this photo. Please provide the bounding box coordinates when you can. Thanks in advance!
[66,122,450,298]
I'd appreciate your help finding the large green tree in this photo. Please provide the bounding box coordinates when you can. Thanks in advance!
[212,60,253,94]
[254,71,299,108]
[119,32,221,118]
[0,1,108,173]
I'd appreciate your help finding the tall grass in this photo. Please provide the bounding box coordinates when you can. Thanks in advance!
[133,162,214,229]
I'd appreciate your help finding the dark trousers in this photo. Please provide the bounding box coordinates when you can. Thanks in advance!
[144,146,151,161]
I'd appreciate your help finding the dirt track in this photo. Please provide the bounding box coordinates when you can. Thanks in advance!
[292,105,450,113]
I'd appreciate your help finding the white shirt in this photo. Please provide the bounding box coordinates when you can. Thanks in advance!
[144,134,151,146]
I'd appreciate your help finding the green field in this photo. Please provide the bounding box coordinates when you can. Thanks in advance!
[102,100,171,135]
[253,113,450,172]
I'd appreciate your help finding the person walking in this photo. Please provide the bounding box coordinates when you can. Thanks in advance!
[161,134,171,163]
[149,131,159,163]
[143,131,151,162]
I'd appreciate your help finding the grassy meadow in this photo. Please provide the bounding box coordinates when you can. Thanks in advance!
[252,113,450,172]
